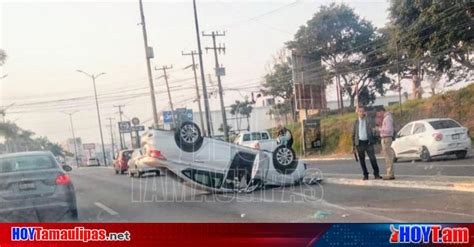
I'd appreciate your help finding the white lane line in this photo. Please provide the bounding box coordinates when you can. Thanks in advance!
[94,202,119,216]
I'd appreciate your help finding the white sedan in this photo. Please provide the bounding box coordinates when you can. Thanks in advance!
[138,122,311,193]
[391,118,472,162]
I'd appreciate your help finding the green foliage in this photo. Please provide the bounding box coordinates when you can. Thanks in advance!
[287,3,392,107]
[0,122,67,157]
[262,62,293,100]
[388,0,473,84]
[0,49,6,66]
[230,100,253,131]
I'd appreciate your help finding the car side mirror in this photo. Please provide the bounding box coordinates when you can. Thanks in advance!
[62,165,73,172]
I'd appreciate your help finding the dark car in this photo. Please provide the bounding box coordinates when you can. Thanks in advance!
[114,149,133,174]
[0,151,78,222]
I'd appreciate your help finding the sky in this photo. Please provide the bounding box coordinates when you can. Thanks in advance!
[0,0,392,144]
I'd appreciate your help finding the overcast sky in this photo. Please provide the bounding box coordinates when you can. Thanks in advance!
[1,0,391,144]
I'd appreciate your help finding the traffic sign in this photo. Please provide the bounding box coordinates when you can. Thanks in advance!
[118,121,131,133]
[163,111,173,124]
[131,125,145,132]
[131,117,140,126]
[83,143,96,150]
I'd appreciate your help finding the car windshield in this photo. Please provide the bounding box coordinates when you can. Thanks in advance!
[429,120,461,130]
[0,155,56,173]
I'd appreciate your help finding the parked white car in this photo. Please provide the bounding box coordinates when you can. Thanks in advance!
[391,118,472,162]
[86,158,100,167]
[233,130,278,152]
[138,122,309,193]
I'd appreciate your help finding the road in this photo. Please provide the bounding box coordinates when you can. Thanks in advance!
[70,163,473,223]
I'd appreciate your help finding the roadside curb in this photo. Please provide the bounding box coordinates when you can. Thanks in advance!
[323,177,474,193]
[303,156,384,161]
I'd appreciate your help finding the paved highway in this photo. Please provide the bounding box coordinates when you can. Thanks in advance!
[70,164,473,223]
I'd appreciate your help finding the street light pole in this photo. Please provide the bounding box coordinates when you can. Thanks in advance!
[62,110,80,168]
[76,70,108,166]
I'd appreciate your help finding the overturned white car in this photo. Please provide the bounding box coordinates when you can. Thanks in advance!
[138,122,310,193]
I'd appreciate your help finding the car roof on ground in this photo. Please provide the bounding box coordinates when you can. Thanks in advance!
[0,151,53,159]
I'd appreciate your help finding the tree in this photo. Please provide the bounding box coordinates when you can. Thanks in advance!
[287,3,391,107]
[268,103,292,125]
[0,49,6,66]
[388,0,473,98]
[230,100,253,131]
[0,122,66,156]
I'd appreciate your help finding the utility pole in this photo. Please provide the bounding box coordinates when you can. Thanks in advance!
[396,40,403,114]
[207,74,215,136]
[61,110,80,168]
[182,50,205,134]
[113,105,125,150]
[76,70,108,166]
[155,65,176,128]
[192,0,212,137]
[203,31,229,141]
[138,0,159,127]
[106,117,115,160]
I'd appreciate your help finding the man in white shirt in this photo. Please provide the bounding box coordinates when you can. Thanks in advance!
[352,107,381,180]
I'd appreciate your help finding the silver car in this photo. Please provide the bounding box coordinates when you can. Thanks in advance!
[127,148,162,177]
[139,122,307,193]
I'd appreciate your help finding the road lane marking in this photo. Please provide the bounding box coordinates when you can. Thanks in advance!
[94,202,119,216]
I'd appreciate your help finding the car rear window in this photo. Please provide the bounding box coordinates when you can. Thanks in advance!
[429,120,460,130]
[251,132,261,140]
[123,151,133,159]
[0,155,57,173]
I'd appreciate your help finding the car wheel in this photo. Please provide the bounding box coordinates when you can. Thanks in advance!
[120,170,125,175]
[175,121,204,152]
[62,208,78,222]
[420,146,431,162]
[128,170,134,178]
[272,145,298,174]
[115,169,118,174]
[137,171,142,178]
[456,150,467,159]
[155,170,161,176]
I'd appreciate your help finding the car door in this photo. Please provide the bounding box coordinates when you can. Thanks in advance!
[392,123,414,158]
[411,122,428,156]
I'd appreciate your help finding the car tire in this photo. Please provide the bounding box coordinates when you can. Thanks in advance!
[175,121,204,152]
[128,170,134,178]
[120,170,125,175]
[155,170,161,176]
[420,146,431,162]
[137,171,142,178]
[62,208,78,222]
[115,169,118,175]
[456,150,467,159]
[272,145,298,175]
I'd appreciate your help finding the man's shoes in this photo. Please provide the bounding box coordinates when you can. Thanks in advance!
[374,175,383,180]
[383,176,395,180]
[362,176,369,181]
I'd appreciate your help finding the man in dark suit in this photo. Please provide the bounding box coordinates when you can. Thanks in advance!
[352,107,382,180]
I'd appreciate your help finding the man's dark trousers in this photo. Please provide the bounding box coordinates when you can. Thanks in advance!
[356,140,380,177]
